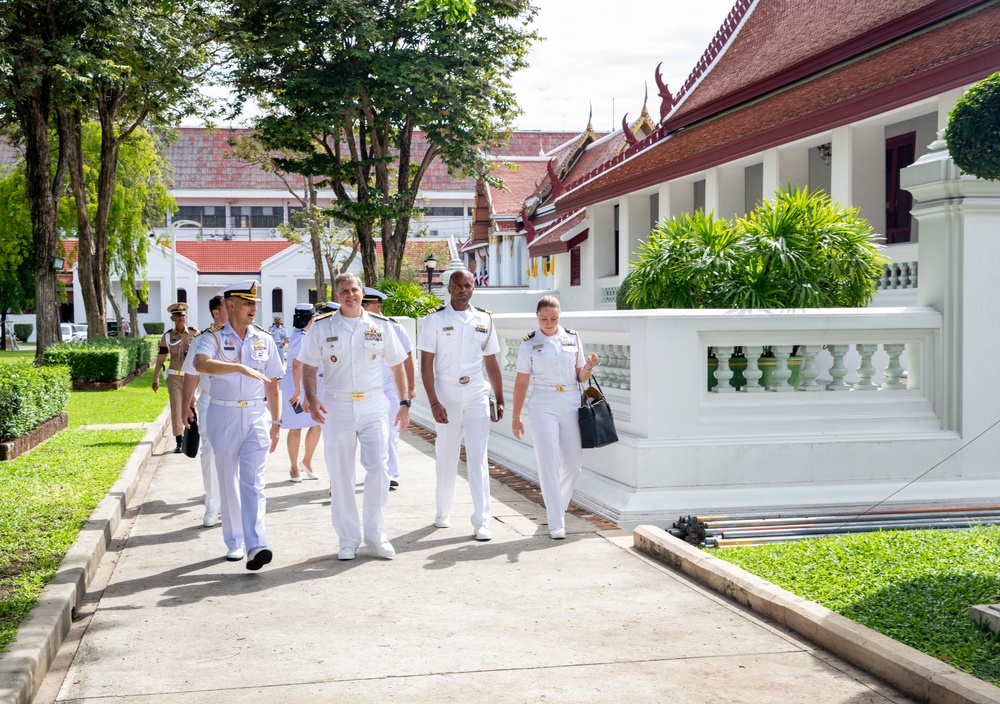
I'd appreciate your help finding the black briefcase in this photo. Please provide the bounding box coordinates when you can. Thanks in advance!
[578,378,619,449]
[182,408,200,458]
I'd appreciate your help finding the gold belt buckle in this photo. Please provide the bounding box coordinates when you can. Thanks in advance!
[352,392,364,400]
[237,400,248,408]
[459,376,470,385]
[555,385,564,392]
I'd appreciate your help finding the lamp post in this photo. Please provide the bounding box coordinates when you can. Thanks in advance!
[424,254,437,292]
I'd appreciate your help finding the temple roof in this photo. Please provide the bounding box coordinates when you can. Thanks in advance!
[174,241,296,273]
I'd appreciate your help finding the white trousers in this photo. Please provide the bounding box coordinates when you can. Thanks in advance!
[196,394,221,514]
[527,389,582,533]
[434,380,491,526]
[384,385,401,479]
[321,395,391,549]
[206,405,270,552]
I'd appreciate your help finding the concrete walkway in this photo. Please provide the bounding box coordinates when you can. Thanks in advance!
[33,427,918,703]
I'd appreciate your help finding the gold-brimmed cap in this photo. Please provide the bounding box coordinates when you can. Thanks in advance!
[362,287,386,304]
[167,302,189,315]
[218,280,261,301]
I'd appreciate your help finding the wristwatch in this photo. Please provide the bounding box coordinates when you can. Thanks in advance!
[269,419,282,426]
[399,399,412,408]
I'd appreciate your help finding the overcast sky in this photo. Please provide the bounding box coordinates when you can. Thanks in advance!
[511,0,736,132]
[196,0,737,133]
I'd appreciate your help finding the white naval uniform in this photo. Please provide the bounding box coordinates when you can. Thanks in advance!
[279,328,319,431]
[181,341,221,516]
[516,325,586,533]
[383,318,412,480]
[298,310,406,550]
[417,302,500,527]
[195,322,284,554]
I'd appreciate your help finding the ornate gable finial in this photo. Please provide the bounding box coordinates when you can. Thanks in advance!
[622,114,638,147]
[546,158,565,198]
[520,205,537,239]
[655,62,673,122]
[587,102,593,132]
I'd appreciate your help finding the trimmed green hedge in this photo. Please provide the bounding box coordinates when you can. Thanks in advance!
[13,324,32,342]
[0,362,71,441]
[43,337,156,383]
[143,322,165,336]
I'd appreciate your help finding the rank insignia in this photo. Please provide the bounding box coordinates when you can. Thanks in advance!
[364,329,382,342]
[475,326,488,333]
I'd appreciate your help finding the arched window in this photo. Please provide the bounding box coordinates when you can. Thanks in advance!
[272,287,283,315]
[177,288,187,303]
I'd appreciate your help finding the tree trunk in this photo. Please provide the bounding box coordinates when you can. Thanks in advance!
[93,112,120,331]
[19,97,62,362]
[107,289,124,335]
[307,179,327,298]
[64,109,108,339]
[357,222,378,285]
[128,298,140,339]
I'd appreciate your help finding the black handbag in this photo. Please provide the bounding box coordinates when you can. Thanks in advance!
[578,377,618,448]
[182,407,200,458]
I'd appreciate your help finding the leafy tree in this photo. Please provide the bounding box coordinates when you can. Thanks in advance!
[226,0,537,283]
[627,187,886,310]
[0,165,36,349]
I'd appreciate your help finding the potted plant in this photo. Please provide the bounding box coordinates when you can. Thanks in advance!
[625,186,886,390]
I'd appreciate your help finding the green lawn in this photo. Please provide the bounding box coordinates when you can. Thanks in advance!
[712,527,1000,685]
[0,367,167,656]
[0,350,34,365]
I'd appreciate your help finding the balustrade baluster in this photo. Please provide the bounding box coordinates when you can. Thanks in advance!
[607,345,622,388]
[771,345,794,392]
[742,347,764,392]
[911,261,918,289]
[853,343,878,391]
[881,343,906,390]
[712,346,736,393]
[900,264,911,289]
[594,345,612,386]
[798,345,823,391]
[617,345,631,390]
[826,344,850,391]
[891,264,901,289]
[879,265,890,290]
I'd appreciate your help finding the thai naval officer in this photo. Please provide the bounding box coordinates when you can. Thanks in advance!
[152,302,198,453]
[299,273,410,561]
[360,287,416,490]
[193,280,284,570]
[510,296,599,539]
[418,268,505,541]
[180,294,227,527]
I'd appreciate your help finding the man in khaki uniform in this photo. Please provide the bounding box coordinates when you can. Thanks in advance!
[153,302,199,453]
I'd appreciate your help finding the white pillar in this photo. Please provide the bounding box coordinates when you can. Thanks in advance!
[763,146,809,197]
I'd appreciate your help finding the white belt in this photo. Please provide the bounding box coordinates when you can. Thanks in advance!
[209,398,265,408]
[445,373,484,386]
[166,369,185,376]
[533,383,573,392]
[326,388,383,401]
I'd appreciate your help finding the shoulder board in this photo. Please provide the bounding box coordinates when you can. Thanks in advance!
[474,305,492,315]
[188,326,199,333]
[368,311,388,321]
[205,324,224,333]
[314,311,335,321]
[253,324,271,335]
[388,316,399,324]
[430,305,446,313]
[522,331,535,341]
[564,328,577,335]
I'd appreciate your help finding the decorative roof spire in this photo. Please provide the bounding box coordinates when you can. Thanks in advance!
[622,114,638,146]
[655,62,674,122]
[546,158,565,198]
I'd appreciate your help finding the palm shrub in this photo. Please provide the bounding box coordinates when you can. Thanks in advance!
[626,186,885,309]
[377,279,442,318]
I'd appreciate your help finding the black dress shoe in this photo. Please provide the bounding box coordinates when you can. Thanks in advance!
[389,480,399,490]
[174,436,183,453]
[246,548,273,571]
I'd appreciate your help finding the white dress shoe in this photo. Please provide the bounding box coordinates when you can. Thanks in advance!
[365,540,396,559]
[301,468,319,480]
[337,546,357,561]
[434,516,451,528]
[202,510,219,527]
[225,546,245,561]
[550,528,567,540]
[474,524,492,541]
[246,547,273,571]
[289,472,302,484]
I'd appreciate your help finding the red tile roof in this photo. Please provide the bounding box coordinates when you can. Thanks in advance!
[558,2,1000,211]
[527,211,587,255]
[174,241,296,273]
[489,161,550,215]
[166,128,582,192]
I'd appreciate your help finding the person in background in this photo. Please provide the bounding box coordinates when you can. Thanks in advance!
[511,296,599,540]
[181,295,226,527]
[300,273,410,561]
[360,287,415,490]
[193,280,283,570]
[418,269,504,541]
[153,302,198,453]
[282,303,321,483]
[269,316,289,360]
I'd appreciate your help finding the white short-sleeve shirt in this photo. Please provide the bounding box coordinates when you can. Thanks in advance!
[516,325,585,387]
[194,322,284,402]
[417,303,499,381]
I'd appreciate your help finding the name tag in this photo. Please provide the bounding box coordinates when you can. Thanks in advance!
[532,344,544,350]
[476,326,488,333]
[327,336,338,342]
[443,326,454,332]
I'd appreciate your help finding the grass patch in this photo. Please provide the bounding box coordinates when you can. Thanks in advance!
[712,527,1000,685]
[0,427,144,654]
[0,350,34,365]
[66,368,168,428]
